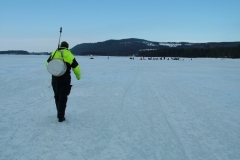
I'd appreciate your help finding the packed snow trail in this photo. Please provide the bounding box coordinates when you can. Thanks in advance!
[0,55,239,160]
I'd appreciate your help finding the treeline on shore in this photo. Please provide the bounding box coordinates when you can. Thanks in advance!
[0,50,49,55]
[1,44,240,58]
[138,45,240,58]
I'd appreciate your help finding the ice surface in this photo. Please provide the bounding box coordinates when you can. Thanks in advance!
[0,55,239,160]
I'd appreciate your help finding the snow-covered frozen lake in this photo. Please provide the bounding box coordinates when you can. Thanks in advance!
[0,55,239,160]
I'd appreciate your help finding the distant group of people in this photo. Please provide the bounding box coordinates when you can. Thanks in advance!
[138,57,193,61]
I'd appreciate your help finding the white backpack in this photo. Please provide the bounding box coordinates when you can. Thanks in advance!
[47,50,67,77]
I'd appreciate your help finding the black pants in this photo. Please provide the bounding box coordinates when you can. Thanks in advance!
[52,77,72,119]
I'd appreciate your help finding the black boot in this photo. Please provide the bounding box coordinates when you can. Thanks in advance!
[58,117,65,122]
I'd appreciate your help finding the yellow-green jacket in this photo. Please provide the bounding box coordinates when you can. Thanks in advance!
[46,47,81,80]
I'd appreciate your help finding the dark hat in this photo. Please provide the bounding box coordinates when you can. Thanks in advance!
[60,41,69,48]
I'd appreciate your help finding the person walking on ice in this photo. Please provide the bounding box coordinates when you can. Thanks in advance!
[46,41,81,122]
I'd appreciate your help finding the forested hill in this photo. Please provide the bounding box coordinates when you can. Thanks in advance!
[1,38,240,58]
[0,50,49,55]
[70,38,240,58]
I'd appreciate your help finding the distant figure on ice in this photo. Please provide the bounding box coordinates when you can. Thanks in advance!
[90,55,94,59]
[46,41,81,122]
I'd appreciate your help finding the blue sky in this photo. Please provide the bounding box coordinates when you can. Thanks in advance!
[1,0,240,52]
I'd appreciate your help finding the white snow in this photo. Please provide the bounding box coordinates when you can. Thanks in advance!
[139,49,157,51]
[142,41,158,46]
[159,43,182,47]
[0,55,239,160]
